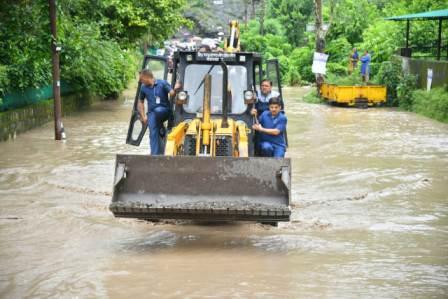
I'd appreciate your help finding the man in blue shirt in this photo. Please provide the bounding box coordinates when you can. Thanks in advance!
[360,50,371,83]
[251,79,282,116]
[252,97,287,158]
[138,69,176,155]
[349,48,359,74]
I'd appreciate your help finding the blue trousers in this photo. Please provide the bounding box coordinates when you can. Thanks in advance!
[148,106,170,155]
[260,141,285,158]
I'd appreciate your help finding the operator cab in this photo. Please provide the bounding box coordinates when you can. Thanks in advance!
[125,51,284,157]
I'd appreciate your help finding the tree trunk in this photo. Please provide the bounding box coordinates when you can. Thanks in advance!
[314,0,325,96]
[259,0,265,35]
[243,0,251,28]
[143,41,148,56]
[251,0,256,19]
[244,1,248,28]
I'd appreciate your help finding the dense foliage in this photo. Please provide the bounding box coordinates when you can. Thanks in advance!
[0,0,189,102]
[412,87,448,123]
[239,0,447,121]
[375,60,403,105]
[240,0,447,87]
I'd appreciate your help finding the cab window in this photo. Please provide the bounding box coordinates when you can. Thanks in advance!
[182,64,248,114]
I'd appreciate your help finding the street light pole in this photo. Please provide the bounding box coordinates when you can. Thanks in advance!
[49,0,63,140]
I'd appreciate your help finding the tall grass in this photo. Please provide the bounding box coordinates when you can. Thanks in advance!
[412,87,448,123]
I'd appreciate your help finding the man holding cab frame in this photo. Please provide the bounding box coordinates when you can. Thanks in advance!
[251,79,283,116]
[252,97,287,158]
[138,69,180,155]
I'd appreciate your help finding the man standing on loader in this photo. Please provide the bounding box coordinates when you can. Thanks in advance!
[252,97,287,158]
[252,79,283,115]
[138,69,176,155]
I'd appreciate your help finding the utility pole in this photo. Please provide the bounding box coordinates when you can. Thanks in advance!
[49,0,63,140]
[314,0,325,95]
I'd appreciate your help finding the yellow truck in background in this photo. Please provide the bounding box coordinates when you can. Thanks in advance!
[320,83,387,108]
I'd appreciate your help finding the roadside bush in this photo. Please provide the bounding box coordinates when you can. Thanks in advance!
[376,60,402,105]
[0,65,9,95]
[326,37,352,64]
[288,47,314,82]
[303,89,323,104]
[0,65,8,106]
[397,73,417,110]
[368,62,380,80]
[278,55,290,83]
[285,66,301,86]
[326,62,348,77]
[412,88,448,123]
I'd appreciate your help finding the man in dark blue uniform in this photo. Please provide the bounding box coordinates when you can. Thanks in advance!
[251,79,285,155]
[137,69,177,155]
[251,79,283,116]
[252,97,287,158]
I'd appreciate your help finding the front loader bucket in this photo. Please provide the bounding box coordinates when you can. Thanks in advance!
[110,155,291,222]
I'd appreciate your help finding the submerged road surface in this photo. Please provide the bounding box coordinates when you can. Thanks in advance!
[1,86,447,298]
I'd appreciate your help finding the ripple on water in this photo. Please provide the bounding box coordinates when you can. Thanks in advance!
[250,234,352,253]
[44,161,115,196]
[0,166,46,193]
[368,222,436,233]
[117,230,179,253]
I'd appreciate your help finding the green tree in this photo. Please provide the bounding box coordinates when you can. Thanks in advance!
[60,0,191,48]
[326,0,378,45]
[326,36,352,64]
[268,0,313,46]
[99,0,191,48]
[0,0,190,98]
[358,20,401,62]
[382,0,448,57]
[0,1,52,90]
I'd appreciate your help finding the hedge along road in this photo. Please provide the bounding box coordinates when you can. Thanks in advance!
[0,86,447,298]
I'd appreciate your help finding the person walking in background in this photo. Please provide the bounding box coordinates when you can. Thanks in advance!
[360,50,371,83]
[348,48,359,74]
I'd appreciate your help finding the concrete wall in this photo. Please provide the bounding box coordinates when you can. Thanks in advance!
[0,92,100,141]
[397,55,448,89]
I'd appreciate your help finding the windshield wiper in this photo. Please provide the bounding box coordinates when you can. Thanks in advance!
[193,65,215,96]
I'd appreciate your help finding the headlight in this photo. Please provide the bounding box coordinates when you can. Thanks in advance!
[244,90,254,101]
[244,90,254,104]
[176,90,189,104]
[178,91,188,101]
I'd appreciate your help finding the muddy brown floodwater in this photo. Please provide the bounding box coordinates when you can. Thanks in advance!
[1,86,447,298]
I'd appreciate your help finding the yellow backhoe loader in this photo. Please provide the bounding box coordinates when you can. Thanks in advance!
[110,21,291,225]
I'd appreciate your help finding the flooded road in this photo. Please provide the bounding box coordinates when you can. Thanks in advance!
[1,86,447,298]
